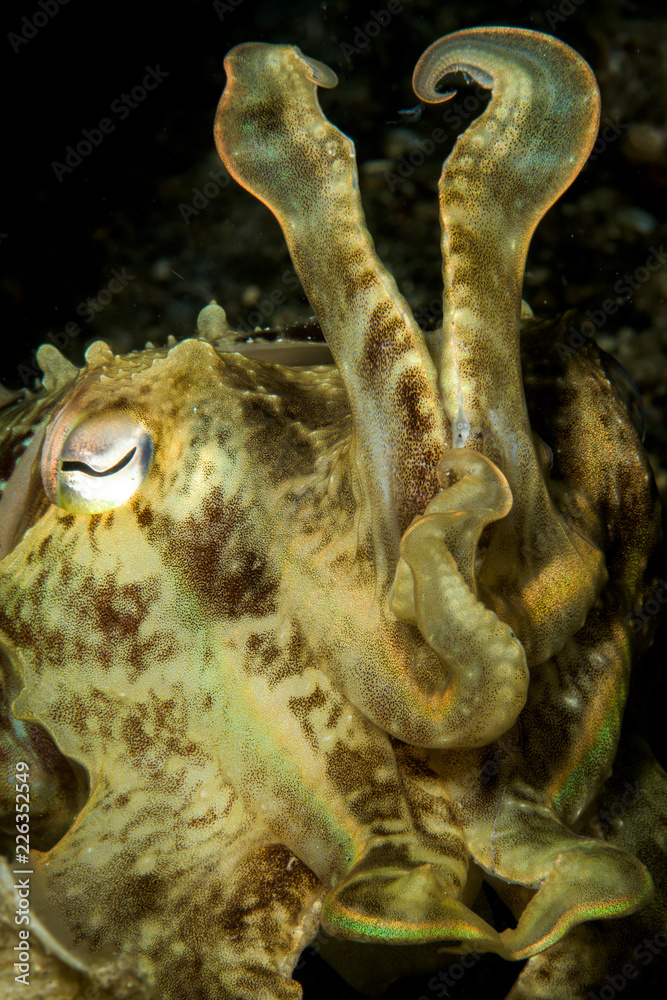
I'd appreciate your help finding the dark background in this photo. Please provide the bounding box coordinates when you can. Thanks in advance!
[1,1,666,997]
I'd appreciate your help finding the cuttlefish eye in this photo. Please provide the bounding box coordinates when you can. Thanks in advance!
[42,413,153,514]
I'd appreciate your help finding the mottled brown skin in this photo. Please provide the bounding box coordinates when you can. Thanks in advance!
[0,24,664,1000]
[429,318,662,960]
[0,384,89,858]
[0,338,502,999]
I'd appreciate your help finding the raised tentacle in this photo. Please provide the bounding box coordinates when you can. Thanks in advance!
[413,29,605,664]
[215,43,448,567]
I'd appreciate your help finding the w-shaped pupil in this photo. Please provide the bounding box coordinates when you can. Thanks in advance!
[61,447,136,478]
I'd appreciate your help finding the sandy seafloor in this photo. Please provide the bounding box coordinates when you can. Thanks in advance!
[1,0,666,997]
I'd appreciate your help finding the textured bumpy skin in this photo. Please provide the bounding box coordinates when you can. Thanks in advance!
[412,28,607,668]
[0,24,664,1000]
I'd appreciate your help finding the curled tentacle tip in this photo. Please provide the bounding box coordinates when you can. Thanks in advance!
[223,42,337,90]
[412,27,499,104]
[412,27,599,122]
[300,52,338,88]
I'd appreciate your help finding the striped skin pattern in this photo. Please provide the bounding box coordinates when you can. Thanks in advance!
[0,25,663,1000]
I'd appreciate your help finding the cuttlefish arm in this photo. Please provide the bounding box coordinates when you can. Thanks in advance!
[503,730,667,996]
[215,43,448,564]
[414,29,606,665]
[430,325,660,958]
[214,42,531,749]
